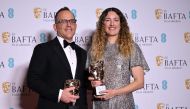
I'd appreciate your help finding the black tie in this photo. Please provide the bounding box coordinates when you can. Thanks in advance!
[63,40,76,50]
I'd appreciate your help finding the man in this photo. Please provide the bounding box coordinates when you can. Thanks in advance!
[27,7,88,109]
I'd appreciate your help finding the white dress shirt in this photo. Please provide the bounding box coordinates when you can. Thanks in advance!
[57,36,77,102]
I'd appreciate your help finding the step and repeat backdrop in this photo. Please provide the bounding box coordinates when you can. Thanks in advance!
[0,0,190,109]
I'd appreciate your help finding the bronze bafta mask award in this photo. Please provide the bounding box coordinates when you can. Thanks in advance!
[64,79,80,96]
[89,60,106,96]
[64,79,80,106]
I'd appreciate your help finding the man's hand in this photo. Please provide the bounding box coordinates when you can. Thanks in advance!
[60,87,79,103]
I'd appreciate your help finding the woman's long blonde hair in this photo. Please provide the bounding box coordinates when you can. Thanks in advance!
[90,7,134,62]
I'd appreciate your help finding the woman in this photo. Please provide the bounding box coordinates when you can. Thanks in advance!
[88,7,150,109]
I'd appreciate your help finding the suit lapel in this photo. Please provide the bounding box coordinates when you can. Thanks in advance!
[75,47,82,79]
[52,38,73,78]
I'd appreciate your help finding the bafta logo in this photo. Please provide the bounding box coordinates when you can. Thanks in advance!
[96,8,103,21]
[157,103,165,109]
[155,9,163,20]
[185,79,190,89]
[184,32,190,43]
[156,56,163,66]
[2,82,11,93]
[34,8,42,19]
[2,32,10,43]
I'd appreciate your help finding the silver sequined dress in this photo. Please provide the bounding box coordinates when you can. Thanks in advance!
[93,43,149,109]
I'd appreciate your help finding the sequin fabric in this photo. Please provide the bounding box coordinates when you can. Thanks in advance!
[93,43,149,109]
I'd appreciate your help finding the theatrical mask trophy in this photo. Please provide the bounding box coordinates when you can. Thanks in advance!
[64,79,80,106]
[89,60,106,96]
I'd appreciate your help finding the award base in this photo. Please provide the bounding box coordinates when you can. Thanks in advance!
[95,85,106,96]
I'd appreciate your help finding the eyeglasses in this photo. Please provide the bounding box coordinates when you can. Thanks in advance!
[56,19,77,25]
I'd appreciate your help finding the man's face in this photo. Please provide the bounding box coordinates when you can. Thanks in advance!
[53,10,77,41]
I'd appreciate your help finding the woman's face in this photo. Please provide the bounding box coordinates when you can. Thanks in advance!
[103,11,121,38]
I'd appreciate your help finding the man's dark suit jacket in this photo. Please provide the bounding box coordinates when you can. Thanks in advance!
[27,37,88,109]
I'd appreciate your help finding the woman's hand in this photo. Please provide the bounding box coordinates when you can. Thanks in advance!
[88,77,103,87]
[95,89,117,100]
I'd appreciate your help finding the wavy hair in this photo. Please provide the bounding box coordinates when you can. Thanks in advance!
[90,7,134,62]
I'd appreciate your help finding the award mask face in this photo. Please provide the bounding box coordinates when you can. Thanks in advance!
[64,79,80,95]
[89,60,104,81]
